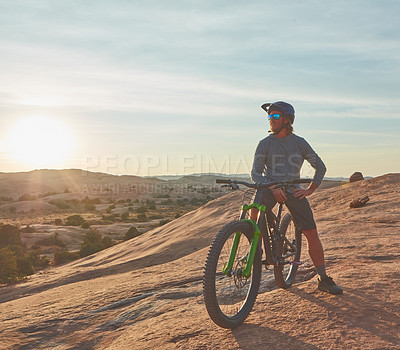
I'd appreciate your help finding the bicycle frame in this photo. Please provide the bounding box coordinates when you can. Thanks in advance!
[222,201,283,278]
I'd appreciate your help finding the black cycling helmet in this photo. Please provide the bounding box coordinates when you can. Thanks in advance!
[261,101,295,124]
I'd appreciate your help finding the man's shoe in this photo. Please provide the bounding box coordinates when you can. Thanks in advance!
[317,276,343,295]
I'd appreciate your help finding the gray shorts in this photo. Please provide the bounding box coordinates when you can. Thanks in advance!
[253,188,316,231]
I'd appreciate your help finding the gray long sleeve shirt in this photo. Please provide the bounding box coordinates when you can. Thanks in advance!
[251,133,326,186]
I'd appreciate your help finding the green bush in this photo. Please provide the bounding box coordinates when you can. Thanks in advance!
[102,236,113,248]
[159,219,171,226]
[136,213,147,222]
[65,215,85,226]
[29,250,50,268]
[79,229,111,257]
[135,206,147,214]
[121,212,130,221]
[0,224,22,249]
[54,250,80,265]
[16,256,34,276]
[0,248,19,284]
[49,200,70,209]
[54,218,63,226]
[41,233,66,247]
[124,226,140,240]
[18,193,35,201]
[81,221,91,229]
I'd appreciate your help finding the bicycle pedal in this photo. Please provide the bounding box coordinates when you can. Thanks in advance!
[289,260,303,266]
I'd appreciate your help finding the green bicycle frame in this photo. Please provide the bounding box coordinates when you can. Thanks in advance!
[222,203,266,278]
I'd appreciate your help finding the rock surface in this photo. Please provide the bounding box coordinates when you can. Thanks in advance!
[349,172,365,182]
[0,174,399,349]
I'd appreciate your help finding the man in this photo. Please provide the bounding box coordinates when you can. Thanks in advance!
[250,101,342,295]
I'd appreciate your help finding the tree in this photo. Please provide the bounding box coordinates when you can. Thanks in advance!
[0,248,19,284]
[124,226,139,240]
[79,229,105,257]
[0,224,22,249]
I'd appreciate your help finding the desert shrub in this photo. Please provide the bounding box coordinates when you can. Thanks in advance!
[18,193,35,201]
[54,250,80,265]
[49,200,70,210]
[101,214,116,222]
[79,229,108,257]
[148,214,163,220]
[41,233,66,247]
[80,243,104,258]
[102,236,113,248]
[54,218,63,226]
[65,215,85,226]
[80,221,91,229]
[0,248,19,283]
[175,213,181,219]
[29,250,50,268]
[16,256,34,276]
[135,206,147,214]
[136,213,147,222]
[124,226,140,240]
[160,199,173,205]
[121,212,129,221]
[0,196,13,202]
[159,219,171,226]
[81,196,101,204]
[0,224,22,249]
[9,206,16,213]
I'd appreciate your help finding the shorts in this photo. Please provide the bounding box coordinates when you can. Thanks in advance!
[253,188,316,231]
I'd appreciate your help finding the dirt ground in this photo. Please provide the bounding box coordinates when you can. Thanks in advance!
[0,174,399,349]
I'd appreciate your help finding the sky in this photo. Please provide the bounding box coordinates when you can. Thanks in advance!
[0,0,399,178]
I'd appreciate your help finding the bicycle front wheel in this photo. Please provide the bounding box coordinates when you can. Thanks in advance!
[274,213,302,289]
[203,221,261,329]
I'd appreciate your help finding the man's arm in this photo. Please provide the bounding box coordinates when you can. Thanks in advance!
[293,138,326,199]
[251,141,268,184]
[300,139,326,187]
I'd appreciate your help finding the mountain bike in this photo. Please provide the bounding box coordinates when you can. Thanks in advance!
[203,178,312,329]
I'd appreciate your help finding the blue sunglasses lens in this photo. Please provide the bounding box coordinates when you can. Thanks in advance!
[268,113,281,120]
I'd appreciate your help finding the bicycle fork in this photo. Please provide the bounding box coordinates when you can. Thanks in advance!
[222,203,265,278]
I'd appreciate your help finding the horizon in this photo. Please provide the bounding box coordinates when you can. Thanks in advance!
[0,167,383,181]
[1,1,400,178]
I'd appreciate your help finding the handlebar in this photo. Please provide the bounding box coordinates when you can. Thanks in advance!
[216,178,312,190]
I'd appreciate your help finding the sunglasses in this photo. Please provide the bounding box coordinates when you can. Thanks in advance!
[268,113,281,120]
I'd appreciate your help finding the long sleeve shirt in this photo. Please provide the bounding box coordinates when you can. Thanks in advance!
[251,133,326,187]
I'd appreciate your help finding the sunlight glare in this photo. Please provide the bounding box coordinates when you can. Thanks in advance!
[6,116,75,167]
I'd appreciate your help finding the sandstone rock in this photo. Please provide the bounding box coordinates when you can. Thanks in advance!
[350,196,370,208]
[349,172,364,182]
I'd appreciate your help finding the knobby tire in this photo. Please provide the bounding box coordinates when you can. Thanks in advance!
[203,221,262,329]
[273,213,302,289]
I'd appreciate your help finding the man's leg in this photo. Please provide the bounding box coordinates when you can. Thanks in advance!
[301,228,327,277]
[285,194,343,295]
[302,228,342,294]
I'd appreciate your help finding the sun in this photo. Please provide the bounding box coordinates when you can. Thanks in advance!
[6,116,75,168]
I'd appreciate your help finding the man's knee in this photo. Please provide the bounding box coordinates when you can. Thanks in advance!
[302,228,319,240]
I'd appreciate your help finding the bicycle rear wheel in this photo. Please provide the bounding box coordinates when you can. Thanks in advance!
[203,221,261,329]
[274,213,302,289]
